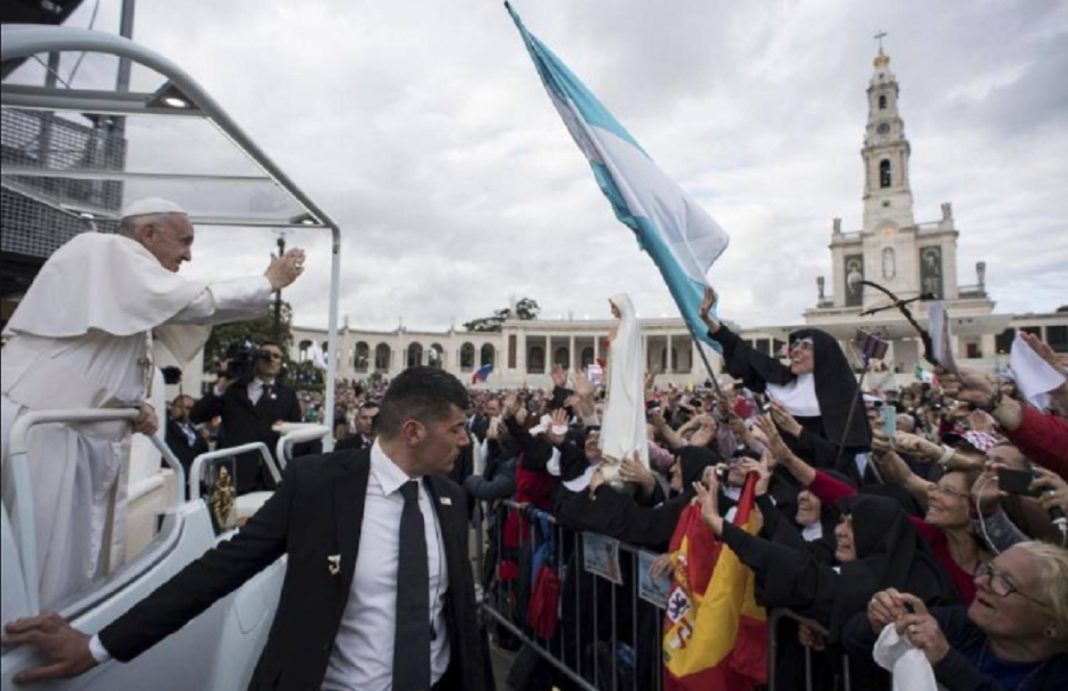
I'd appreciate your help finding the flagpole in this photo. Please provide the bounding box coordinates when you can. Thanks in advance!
[686,323,726,399]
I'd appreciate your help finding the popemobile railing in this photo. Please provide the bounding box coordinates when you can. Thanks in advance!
[473,498,854,691]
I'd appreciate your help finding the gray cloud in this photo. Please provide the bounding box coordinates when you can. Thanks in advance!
[21,0,1068,331]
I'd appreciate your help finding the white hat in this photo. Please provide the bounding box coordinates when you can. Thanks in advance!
[120,197,187,219]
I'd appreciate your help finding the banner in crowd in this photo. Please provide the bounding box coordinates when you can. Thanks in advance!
[661,474,766,691]
[506,3,730,350]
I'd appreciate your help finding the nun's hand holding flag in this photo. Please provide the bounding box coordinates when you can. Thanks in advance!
[506,3,729,350]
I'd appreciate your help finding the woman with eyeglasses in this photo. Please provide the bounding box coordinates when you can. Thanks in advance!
[859,542,1068,690]
[698,288,876,485]
[760,414,992,605]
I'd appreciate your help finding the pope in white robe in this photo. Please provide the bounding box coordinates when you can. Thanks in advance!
[0,197,307,616]
[598,293,650,487]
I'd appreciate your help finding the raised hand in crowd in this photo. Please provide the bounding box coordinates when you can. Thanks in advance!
[644,365,661,393]
[738,455,772,496]
[970,461,1008,516]
[767,401,803,439]
[501,391,519,419]
[1020,331,1068,377]
[754,414,791,462]
[687,415,717,448]
[571,366,594,398]
[693,466,724,536]
[544,408,569,445]
[1031,466,1068,517]
[619,451,657,497]
[698,286,721,335]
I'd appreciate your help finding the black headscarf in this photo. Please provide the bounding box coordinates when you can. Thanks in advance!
[832,494,957,633]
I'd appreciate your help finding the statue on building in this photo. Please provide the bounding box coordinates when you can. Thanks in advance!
[817,275,825,301]
[833,217,842,234]
[941,202,953,221]
[976,261,986,290]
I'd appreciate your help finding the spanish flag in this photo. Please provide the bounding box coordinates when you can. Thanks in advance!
[662,474,767,690]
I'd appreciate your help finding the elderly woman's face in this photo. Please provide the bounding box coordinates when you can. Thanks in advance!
[834,515,856,563]
[969,548,1053,641]
[669,458,683,492]
[789,338,815,375]
[795,490,822,527]
[924,471,971,529]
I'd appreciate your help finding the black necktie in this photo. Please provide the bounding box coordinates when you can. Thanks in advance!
[394,480,431,690]
[257,383,273,408]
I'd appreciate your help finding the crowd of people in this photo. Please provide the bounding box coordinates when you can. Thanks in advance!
[2,198,1066,690]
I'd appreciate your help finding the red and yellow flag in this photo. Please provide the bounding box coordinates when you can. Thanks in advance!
[662,475,767,691]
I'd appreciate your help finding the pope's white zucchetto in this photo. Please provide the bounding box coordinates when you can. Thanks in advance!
[120,197,187,219]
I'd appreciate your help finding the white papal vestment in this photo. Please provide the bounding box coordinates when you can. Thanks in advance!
[1,232,271,616]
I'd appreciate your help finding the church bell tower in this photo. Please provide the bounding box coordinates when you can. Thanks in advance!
[861,38,915,231]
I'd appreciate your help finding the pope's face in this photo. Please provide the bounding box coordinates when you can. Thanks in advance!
[144,214,194,271]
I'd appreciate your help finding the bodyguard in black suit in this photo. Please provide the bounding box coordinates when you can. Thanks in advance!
[163,394,209,476]
[190,342,303,494]
[5,367,494,691]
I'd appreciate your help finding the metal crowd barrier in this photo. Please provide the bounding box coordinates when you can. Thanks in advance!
[474,499,857,691]
[766,608,853,691]
[476,499,665,691]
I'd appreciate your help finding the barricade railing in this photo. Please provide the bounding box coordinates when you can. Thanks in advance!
[766,608,852,691]
[476,498,666,691]
[475,500,857,691]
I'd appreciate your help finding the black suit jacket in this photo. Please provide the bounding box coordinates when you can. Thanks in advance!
[163,418,208,475]
[190,380,303,493]
[99,449,493,691]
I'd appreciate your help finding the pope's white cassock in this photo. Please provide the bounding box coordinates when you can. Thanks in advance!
[1,228,272,613]
[598,293,649,487]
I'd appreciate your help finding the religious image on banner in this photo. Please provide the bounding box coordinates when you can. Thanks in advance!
[582,532,623,585]
[920,246,943,298]
[844,254,864,306]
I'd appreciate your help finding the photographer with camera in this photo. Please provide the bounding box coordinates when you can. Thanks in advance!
[190,341,303,494]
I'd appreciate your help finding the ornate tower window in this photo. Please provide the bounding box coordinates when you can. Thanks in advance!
[882,247,896,278]
[879,159,892,188]
[878,94,887,109]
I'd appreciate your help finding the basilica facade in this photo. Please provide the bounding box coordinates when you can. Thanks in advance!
[291,46,1066,390]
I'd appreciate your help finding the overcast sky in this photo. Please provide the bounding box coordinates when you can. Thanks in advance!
[18,0,1068,331]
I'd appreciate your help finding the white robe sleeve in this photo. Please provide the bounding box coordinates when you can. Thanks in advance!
[168,276,273,325]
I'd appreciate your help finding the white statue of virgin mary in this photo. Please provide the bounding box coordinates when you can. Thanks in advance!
[598,293,650,487]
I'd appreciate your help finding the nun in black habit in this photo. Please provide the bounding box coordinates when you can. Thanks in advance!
[695,479,958,639]
[698,289,876,485]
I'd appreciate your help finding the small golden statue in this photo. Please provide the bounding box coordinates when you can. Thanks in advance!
[209,466,237,530]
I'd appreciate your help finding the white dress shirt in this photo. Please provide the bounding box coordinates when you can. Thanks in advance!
[322,440,450,690]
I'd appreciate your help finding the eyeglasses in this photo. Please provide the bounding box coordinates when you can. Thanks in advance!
[928,483,967,500]
[789,338,814,352]
[975,562,1048,607]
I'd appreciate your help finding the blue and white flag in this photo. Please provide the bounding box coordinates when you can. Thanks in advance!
[506,3,729,349]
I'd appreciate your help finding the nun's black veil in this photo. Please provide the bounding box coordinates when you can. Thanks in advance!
[727,493,957,639]
[714,324,871,449]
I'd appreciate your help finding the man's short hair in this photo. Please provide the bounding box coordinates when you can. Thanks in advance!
[376,367,470,438]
